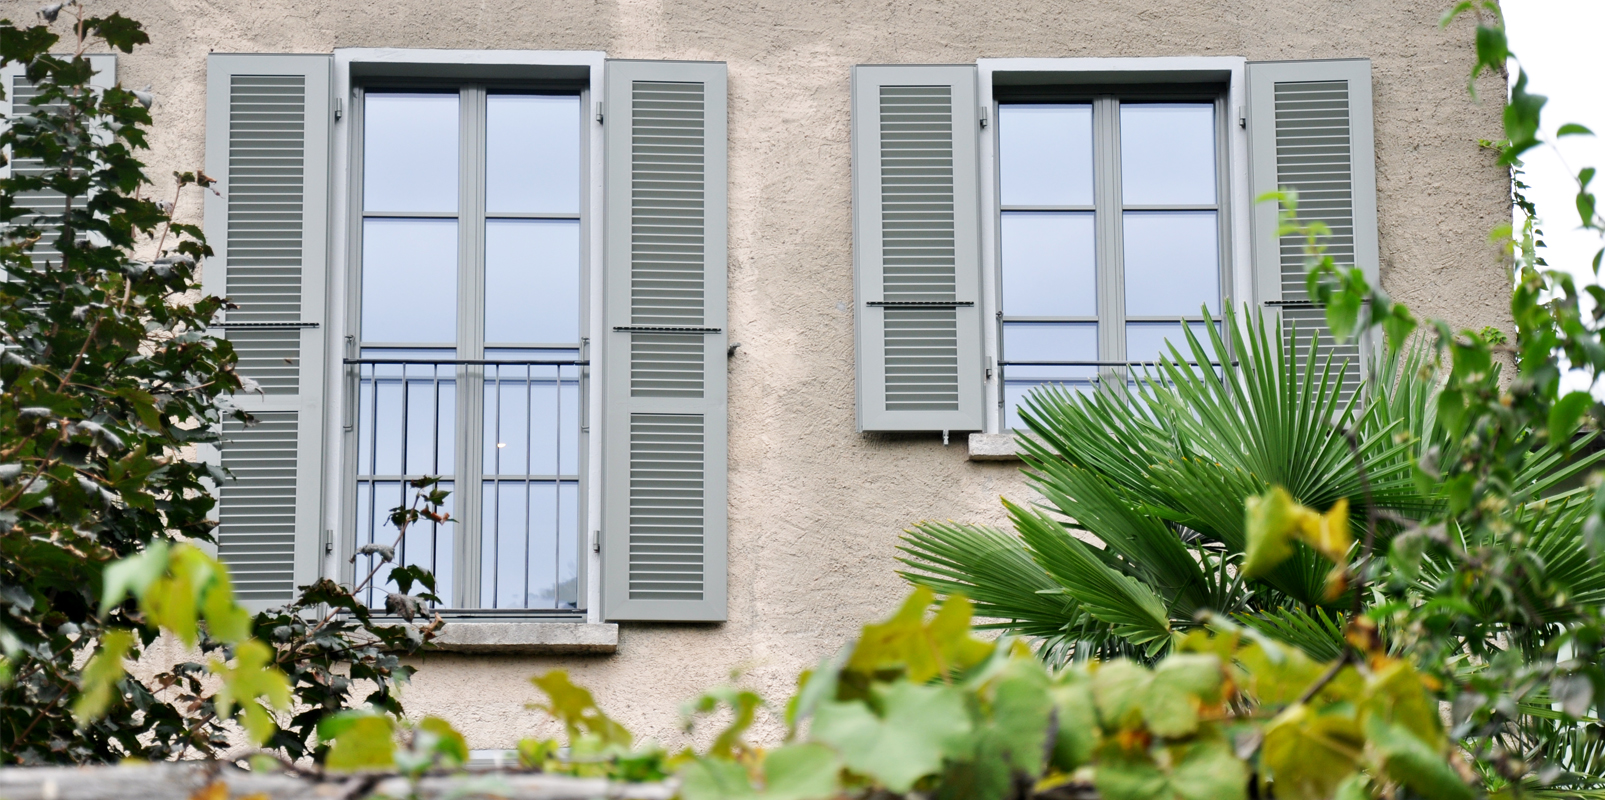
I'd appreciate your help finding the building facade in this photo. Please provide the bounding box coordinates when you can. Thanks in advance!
[57,0,1510,748]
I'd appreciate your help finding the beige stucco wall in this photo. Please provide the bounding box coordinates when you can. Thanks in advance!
[64,0,1510,749]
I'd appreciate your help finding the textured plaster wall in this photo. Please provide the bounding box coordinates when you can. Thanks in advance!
[54,0,1511,748]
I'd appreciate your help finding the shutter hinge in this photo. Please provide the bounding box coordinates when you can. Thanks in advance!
[322,528,334,555]
[943,430,950,446]
[335,97,344,122]
[592,532,601,553]
[1237,105,1245,129]
[985,356,993,381]
[979,107,989,129]
[596,101,604,124]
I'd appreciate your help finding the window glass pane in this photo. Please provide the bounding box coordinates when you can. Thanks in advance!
[361,218,457,343]
[556,481,579,609]
[486,95,581,214]
[1119,103,1216,205]
[1122,211,1219,318]
[1125,321,1216,366]
[999,104,1093,206]
[484,219,580,344]
[1002,321,1098,376]
[364,93,458,213]
[1001,211,1095,317]
[1002,321,1097,430]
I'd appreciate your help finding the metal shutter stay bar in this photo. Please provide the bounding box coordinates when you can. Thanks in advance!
[211,322,320,328]
[865,301,974,307]
[613,326,722,333]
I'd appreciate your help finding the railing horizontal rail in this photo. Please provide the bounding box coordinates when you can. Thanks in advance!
[1001,360,1236,367]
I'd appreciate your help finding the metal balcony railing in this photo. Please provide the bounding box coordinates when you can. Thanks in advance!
[349,354,584,611]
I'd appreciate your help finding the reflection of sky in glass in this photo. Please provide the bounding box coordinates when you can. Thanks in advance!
[999,104,1094,206]
[1001,212,1096,317]
[364,93,458,213]
[1123,212,1219,318]
[1119,103,1215,205]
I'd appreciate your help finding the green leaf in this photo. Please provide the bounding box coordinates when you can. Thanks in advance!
[984,658,1053,777]
[680,758,756,800]
[1558,123,1595,137]
[1095,734,1247,800]
[1049,671,1099,771]
[812,681,972,792]
[761,743,841,800]
[418,716,468,768]
[99,541,169,615]
[1143,654,1223,738]
[1091,659,1153,730]
[1243,487,1299,578]
[71,628,134,724]
[322,713,398,772]
[1366,720,1475,800]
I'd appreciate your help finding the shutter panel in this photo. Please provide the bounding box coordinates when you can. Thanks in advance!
[1247,59,1378,399]
[1,55,114,271]
[601,60,728,622]
[203,54,333,610]
[851,66,984,432]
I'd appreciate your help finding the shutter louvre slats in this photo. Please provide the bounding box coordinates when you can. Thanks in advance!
[603,61,728,622]
[851,66,983,432]
[205,55,332,612]
[1249,60,1379,405]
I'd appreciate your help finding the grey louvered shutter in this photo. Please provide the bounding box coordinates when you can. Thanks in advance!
[1,55,114,271]
[851,66,983,433]
[203,54,333,610]
[1247,59,1379,398]
[600,60,729,622]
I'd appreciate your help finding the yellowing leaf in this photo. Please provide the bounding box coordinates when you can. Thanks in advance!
[99,541,170,615]
[847,588,992,683]
[187,782,228,800]
[210,640,292,745]
[529,671,633,748]
[72,628,134,724]
[1244,487,1300,578]
[1260,702,1364,800]
[1299,497,1352,565]
[323,713,397,772]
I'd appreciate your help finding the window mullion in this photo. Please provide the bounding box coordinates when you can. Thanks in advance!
[454,85,488,608]
[1093,95,1125,383]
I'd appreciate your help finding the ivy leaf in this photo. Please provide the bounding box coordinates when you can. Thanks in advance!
[321,712,398,772]
[1296,497,1352,567]
[1091,659,1152,730]
[1558,123,1595,138]
[986,658,1053,776]
[812,681,972,792]
[761,743,840,800]
[71,628,134,724]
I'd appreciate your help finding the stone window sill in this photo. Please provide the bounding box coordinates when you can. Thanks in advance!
[967,432,1022,461]
[428,622,618,654]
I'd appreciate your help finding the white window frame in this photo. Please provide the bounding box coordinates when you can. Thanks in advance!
[976,57,1251,434]
[324,49,608,623]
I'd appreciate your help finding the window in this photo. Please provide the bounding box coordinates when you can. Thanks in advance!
[350,87,586,611]
[995,94,1226,429]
